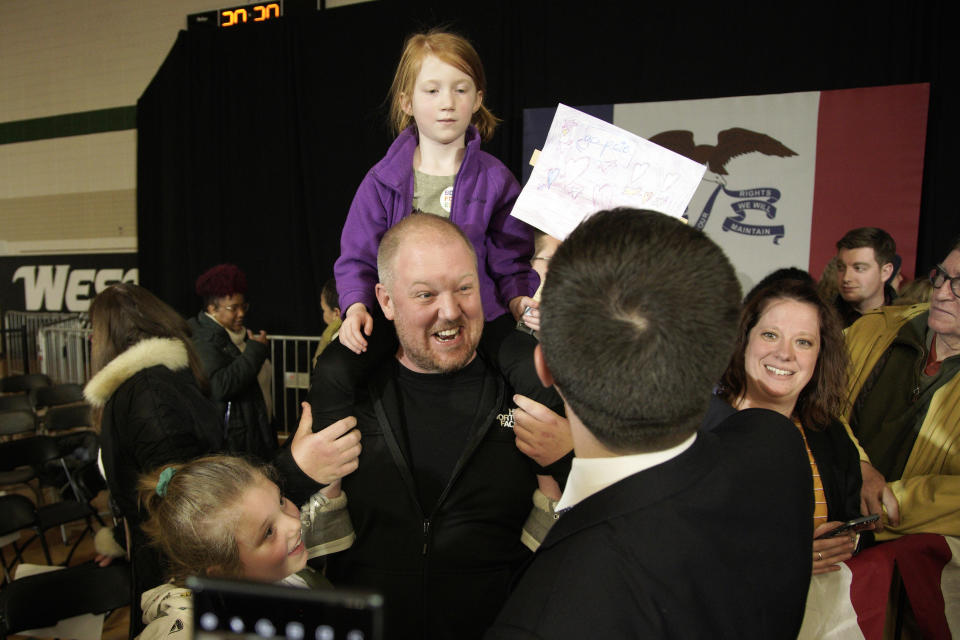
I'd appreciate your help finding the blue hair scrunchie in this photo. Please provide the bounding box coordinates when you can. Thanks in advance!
[156,467,177,497]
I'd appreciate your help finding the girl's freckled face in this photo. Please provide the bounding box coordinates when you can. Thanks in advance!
[233,476,306,582]
[403,55,482,148]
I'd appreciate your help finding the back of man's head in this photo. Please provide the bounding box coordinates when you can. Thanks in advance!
[539,209,741,453]
[836,227,896,267]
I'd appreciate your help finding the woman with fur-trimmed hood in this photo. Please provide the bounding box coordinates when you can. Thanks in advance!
[83,283,223,630]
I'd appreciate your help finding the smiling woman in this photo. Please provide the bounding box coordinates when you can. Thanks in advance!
[741,298,821,418]
[716,270,869,575]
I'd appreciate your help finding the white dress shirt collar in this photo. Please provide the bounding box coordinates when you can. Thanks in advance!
[555,433,697,512]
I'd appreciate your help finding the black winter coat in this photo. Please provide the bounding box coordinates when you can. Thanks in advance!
[280,355,551,640]
[702,396,863,524]
[83,337,223,625]
[84,337,223,531]
[805,418,864,524]
[188,312,276,460]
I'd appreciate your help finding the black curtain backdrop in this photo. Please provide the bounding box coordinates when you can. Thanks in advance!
[137,0,955,335]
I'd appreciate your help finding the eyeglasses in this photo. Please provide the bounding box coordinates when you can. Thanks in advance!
[219,302,250,312]
[930,265,960,298]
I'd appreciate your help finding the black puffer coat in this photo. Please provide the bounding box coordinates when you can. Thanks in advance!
[188,312,276,459]
[84,337,223,529]
[84,337,223,627]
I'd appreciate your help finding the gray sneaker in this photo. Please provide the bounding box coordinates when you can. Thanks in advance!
[301,491,356,559]
[520,489,560,552]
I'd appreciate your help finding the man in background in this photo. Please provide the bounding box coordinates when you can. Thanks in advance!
[835,227,898,327]
[312,277,342,367]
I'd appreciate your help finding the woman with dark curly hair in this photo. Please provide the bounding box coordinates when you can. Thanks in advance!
[716,270,872,575]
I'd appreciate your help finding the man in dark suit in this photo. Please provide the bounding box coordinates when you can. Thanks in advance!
[486,209,813,639]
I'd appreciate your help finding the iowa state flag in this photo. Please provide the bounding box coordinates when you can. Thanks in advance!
[522,84,929,291]
[800,534,960,639]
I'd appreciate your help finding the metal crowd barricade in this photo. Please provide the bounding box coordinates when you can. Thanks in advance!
[36,327,322,438]
[38,324,93,385]
[7,315,319,438]
[2,311,81,376]
[267,334,322,438]
[0,326,28,377]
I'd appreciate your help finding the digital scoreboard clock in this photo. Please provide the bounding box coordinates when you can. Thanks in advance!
[187,0,318,29]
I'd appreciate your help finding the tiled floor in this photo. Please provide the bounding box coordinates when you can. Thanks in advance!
[2,486,130,640]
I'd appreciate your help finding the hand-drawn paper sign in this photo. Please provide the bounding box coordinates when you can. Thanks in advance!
[511,104,707,240]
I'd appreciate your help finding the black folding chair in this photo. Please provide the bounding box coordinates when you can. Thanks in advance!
[43,403,94,434]
[0,374,51,394]
[0,437,104,565]
[0,409,36,442]
[39,404,98,494]
[0,561,131,640]
[0,430,43,501]
[0,395,33,413]
[33,383,85,411]
[0,494,39,584]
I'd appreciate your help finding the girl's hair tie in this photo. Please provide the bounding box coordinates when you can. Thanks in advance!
[156,467,177,497]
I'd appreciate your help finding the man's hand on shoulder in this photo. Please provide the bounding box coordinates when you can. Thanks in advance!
[291,402,361,485]
[513,394,573,467]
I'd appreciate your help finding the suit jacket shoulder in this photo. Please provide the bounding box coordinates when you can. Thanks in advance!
[488,411,812,639]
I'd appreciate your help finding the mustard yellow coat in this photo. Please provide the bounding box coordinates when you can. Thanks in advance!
[844,304,960,538]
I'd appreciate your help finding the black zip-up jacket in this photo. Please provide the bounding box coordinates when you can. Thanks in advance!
[280,354,553,639]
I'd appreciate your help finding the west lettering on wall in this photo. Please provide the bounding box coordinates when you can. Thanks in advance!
[0,255,138,313]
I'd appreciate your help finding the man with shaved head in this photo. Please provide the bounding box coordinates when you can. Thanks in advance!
[374,214,485,375]
[284,213,560,639]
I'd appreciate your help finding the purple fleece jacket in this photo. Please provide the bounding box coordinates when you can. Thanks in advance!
[334,125,539,321]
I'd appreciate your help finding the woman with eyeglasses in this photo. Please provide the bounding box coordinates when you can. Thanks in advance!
[188,263,277,460]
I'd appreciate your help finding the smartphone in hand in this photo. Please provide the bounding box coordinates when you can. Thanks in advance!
[815,514,880,539]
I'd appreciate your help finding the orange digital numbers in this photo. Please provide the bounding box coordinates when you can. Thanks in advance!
[220,3,280,27]
[220,9,248,26]
[254,4,280,21]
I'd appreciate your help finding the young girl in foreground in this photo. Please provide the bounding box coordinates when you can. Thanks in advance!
[334,28,540,353]
[135,456,346,640]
